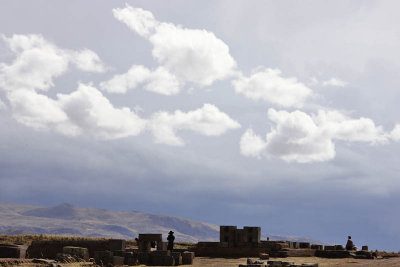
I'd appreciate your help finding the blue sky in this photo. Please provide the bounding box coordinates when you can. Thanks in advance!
[1,0,400,250]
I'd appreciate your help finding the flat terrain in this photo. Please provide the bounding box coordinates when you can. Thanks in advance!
[190,257,400,267]
[3,257,400,267]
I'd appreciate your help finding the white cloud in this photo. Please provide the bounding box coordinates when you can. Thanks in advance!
[322,77,348,87]
[71,49,107,73]
[232,68,313,108]
[7,83,147,140]
[239,129,267,158]
[113,5,158,38]
[149,104,241,146]
[240,108,388,163]
[58,84,147,139]
[7,89,80,136]
[390,124,400,142]
[100,65,181,95]
[0,34,105,93]
[111,4,237,91]
[0,98,7,110]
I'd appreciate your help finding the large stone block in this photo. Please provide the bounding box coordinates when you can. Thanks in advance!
[109,239,126,251]
[244,227,261,243]
[94,250,113,265]
[310,245,323,250]
[259,253,269,260]
[151,250,171,256]
[285,249,316,257]
[299,242,310,249]
[334,245,344,251]
[171,252,182,265]
[0,244,27,259]
[113,256,125,266]
[182,251,194,264]
[138,251,150,264]
[157,241,168,251]
[62,246,89,261]
[125,253,139,266]
[315,250,351,258]
[150,255,175,266]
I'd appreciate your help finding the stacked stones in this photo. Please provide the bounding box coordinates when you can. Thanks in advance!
[0,244,27,259]
[137,233,195,266]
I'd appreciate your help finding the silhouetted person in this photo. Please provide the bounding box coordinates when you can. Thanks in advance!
[346,236,356,250]
[167,231,175,251]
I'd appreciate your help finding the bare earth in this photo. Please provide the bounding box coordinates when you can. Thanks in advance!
[189,257,400,267]
[2,257,400,267]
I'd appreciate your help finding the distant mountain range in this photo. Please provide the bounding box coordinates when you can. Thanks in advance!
[0,202,324,244]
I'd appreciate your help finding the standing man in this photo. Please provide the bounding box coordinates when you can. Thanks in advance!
[346,236,356,250]
[167,231,175,251]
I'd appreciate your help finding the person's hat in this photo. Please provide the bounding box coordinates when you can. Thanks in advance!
[348,236,351,239]
[169,231,174,234]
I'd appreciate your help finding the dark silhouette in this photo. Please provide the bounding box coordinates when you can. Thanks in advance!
[167,231,175,251]
[346,236,356,250]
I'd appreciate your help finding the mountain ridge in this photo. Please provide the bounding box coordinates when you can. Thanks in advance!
[0,202,324,244]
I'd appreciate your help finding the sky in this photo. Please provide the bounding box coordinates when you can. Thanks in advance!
[1,0,400,251]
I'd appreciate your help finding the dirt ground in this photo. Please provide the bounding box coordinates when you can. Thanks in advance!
[3,257,400,267]
[190,256,400,267]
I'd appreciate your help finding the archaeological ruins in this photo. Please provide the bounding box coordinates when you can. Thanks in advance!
[0,225,376,266]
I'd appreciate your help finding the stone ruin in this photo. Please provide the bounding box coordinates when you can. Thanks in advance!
[193,225,374,261]
[0,235,194,266]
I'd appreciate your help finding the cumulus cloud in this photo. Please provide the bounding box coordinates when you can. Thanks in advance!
[232,68,313,108]
[0,34,106,93]
[240,108,388,163]
[149,104,241,146]
[7,84,147,139]
[100,65,181,95]
[390,124,400,142]
[322,77,348,87]
[108,4,237,94]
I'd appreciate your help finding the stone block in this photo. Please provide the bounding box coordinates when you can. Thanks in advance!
[310,244,323,250]
[139,241,152,252]
[138,251,150,264]
[362,246,368,251]
[324,245,335,251]
[334,245,344,251]
[239,265,266,267]
[315,250,351,258]
[150,255,175,266]
[171,252,182,265]
[157,241,168,251]
[94,250,113,265]
[259,253,269,260]
[0,244,27,259]
[109,239,126,251]
[220,226,237,243]
[151,250,171,256]
[113,256,125,266]
[285,249,316,257]
[62,246,89,261]
[299,242,310,249]
[125,253,138,266]
[182,251,194,264]
[301,263,318,267]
